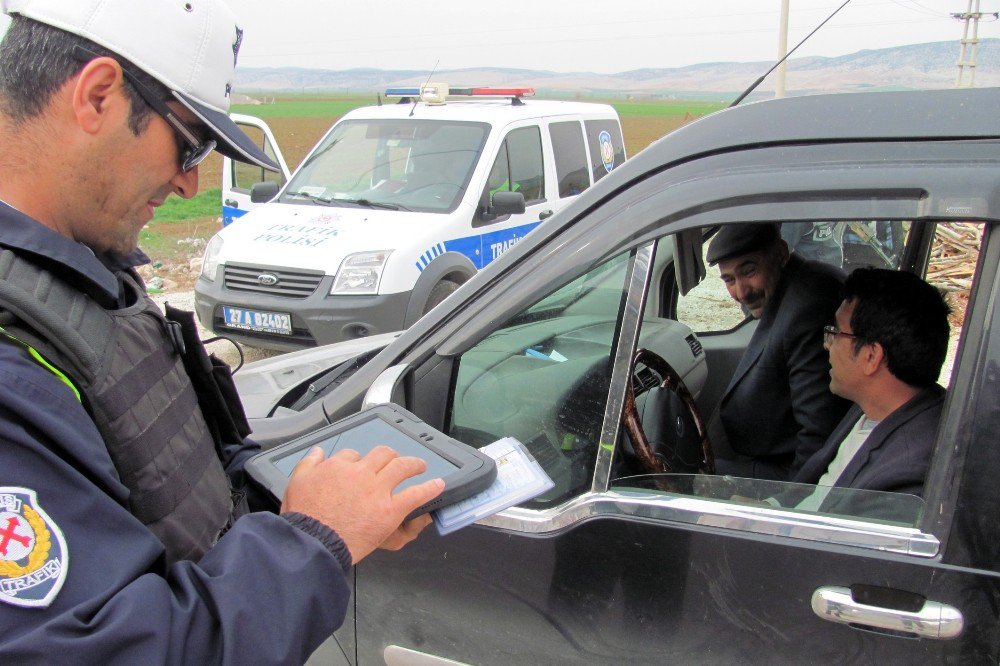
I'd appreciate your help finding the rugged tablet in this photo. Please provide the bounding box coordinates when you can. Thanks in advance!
[246,403,498,518]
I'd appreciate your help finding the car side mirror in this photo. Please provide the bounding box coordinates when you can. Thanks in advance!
[491,190,526,216]
[250,181,280,203]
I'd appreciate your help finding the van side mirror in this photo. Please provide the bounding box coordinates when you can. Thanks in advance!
[491,190,526,216]
[250,181,280,203]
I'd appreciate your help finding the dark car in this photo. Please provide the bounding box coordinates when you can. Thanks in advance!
[239,87,1000,664]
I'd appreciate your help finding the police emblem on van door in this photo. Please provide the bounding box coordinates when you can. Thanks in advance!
[599,130,616,172]
[258,273,279,286]
[0,488,68,608]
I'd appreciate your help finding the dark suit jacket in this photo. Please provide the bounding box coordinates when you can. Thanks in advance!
[793,384,945,496]
[719,254,851,480]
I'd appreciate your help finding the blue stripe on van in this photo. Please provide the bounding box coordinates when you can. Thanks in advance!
[413,221,542,272]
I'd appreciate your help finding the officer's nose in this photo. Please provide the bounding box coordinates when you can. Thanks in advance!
[171,164,200,200]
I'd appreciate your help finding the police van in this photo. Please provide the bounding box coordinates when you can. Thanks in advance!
[193,85,626,350]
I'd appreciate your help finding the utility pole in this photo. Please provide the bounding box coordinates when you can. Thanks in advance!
[775,0,790,98]
[953,0,998,87]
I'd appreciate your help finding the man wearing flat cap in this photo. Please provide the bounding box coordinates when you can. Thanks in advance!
[708,223,850,480]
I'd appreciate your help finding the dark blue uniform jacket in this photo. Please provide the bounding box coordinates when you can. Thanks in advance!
[0,202,350,664]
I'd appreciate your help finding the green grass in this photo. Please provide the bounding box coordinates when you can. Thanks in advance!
[230,94,723,120]
[610,100,726,117]
[231,98,373,118]
[152,188,221,222]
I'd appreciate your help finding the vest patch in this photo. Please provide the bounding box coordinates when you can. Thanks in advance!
[0,488,68,609]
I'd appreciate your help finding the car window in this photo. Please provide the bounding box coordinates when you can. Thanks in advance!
[446,251,632,508]
[619,221,979,530]
[548,121,589,198]
[284,119,489,213]
[231,124,283,193]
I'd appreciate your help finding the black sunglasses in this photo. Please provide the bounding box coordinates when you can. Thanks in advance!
[72,46,216,172]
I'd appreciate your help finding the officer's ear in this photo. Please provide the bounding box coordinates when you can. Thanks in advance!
[70,57,128,136]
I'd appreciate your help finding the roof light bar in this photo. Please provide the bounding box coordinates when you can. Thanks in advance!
[384,85,536,100]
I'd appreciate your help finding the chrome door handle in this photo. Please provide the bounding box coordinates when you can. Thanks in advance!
[812,586,963,640]
[224,199,239,207]
[538,209,554,220]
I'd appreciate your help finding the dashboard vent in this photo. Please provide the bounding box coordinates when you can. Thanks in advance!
[685,334,703,357]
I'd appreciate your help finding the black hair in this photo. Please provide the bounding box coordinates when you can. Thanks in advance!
[843,268,951,388]
[0,15,169,134]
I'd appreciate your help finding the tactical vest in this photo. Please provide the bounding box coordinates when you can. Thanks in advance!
[0,248,233,565]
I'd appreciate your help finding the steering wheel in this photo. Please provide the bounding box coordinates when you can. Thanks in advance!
[622,348,714,475]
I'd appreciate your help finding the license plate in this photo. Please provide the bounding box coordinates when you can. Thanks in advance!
[222,306,293,335]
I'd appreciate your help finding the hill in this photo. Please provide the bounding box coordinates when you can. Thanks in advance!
[234,39,999,100]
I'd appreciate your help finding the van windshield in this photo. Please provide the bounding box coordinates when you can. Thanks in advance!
[282,119,490,214]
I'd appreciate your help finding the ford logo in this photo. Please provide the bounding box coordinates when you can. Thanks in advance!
[257,273,279,286]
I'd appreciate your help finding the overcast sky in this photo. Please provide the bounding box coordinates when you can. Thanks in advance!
[1,1,996,73]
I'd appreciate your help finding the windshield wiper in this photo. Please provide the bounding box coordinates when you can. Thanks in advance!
[284,191,345,206]
[335,198,409,211]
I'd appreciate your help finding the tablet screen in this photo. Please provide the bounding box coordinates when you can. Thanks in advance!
[273,415,460,490]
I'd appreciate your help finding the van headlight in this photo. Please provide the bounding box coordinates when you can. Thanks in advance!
[201,235,224,281]
[331,251,391,295]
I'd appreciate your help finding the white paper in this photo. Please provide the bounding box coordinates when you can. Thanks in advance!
[433,437,554,535]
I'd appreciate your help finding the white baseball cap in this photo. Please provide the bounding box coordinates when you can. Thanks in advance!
[1,0,278,170]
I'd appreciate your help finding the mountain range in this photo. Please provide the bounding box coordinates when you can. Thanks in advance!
[234,39,998,100]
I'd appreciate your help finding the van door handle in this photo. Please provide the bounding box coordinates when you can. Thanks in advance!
[539,209,554,220]
[224,199,239,208]
[812,586,963,639]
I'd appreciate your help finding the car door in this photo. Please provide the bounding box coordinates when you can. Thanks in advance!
[221,113,291,225]
[341,137,1000,664]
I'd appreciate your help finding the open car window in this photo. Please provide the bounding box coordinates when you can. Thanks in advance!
[446,251,632,507]
[619,219,976,534]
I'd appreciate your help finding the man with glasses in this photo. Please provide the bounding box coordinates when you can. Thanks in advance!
[0,1,441,661]
[790,268,950,506]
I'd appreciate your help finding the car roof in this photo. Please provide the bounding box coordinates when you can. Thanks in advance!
[340,98,619,123]
[620,87,1000,181]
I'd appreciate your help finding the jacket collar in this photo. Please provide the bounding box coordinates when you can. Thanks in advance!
[0,200,149,307]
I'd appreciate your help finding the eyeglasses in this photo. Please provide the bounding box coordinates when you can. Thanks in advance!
[823,324,861,344]
[72,46,216,172]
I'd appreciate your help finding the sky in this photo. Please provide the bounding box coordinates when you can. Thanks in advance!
[1,1,996,74]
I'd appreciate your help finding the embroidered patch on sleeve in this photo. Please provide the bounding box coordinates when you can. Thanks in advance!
[0,488,69,608]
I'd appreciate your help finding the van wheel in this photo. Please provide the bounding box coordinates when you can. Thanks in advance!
[423,279,460,315]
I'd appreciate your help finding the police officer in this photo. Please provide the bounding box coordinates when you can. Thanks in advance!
[0,0,442,662]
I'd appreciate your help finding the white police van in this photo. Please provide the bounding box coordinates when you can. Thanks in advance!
[194,85,625,350]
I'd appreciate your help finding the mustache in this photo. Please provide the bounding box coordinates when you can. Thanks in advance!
[739,289,766,307]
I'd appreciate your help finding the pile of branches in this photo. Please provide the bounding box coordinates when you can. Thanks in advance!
[927,222,981,292]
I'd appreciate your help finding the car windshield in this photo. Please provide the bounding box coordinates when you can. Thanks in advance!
[282,118,490,214]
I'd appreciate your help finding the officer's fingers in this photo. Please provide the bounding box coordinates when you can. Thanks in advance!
[380,515,433,551]
[391,477,444,516]
[357,445,400,471]
[331,447,362,463]
[291,447,325,474]
[379,455,429,490]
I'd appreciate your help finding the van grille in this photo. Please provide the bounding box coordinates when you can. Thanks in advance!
[223,264,324,298]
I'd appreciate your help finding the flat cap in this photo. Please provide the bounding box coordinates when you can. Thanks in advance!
[706,223,780,265]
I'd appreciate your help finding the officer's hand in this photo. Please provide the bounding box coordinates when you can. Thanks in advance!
[379,515,434,552]
[281,445,444,564]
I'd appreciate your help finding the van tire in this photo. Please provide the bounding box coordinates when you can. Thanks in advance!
[423,279,460,315]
